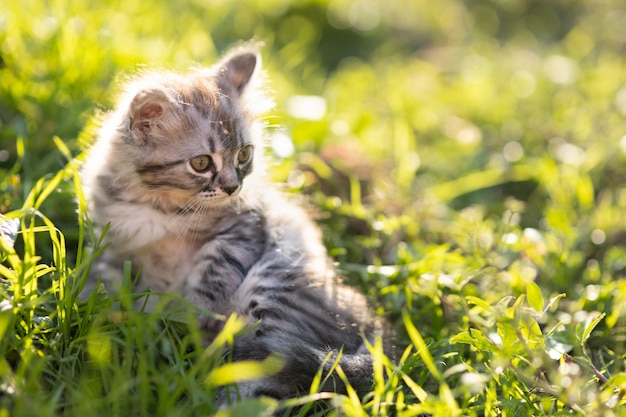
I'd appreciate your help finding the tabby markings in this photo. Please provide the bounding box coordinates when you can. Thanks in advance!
[136,158,186,174]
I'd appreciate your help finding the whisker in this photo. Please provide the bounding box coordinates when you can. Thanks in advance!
[161,197,206,248]
[178,200,205,237]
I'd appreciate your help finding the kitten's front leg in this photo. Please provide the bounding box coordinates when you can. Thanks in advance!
[184,240,254,338]
[184,211,266,338]
[80,247,127,299]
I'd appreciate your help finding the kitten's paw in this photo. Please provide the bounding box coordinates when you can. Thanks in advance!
[196,314,226,343]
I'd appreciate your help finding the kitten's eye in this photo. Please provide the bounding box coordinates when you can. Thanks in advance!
[237,145,253,164]
[190,155,212,172]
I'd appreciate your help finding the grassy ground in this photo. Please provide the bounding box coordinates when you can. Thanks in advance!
[2,0,626,415]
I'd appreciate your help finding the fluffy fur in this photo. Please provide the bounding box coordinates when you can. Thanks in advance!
[81,46,385,400]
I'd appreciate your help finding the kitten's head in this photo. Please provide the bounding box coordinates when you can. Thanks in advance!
[106,47,270,210]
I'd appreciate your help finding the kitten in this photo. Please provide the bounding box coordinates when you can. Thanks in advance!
[81,46,385,400]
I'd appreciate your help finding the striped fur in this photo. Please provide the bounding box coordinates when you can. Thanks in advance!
[82,47,385,401]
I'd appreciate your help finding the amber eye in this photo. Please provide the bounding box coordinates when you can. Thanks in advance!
[237,145,253,164]
[190,155,212,172]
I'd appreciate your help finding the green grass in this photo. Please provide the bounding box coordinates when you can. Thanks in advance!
[2,0,626,415]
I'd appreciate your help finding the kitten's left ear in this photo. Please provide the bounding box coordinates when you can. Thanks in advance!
[219,50,259,94]
[128,88,175,143]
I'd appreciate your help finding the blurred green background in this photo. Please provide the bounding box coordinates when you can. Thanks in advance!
[3,0,626,291]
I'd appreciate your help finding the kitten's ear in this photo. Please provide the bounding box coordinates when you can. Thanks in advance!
[128,88,174,142]
[219,51,259,94]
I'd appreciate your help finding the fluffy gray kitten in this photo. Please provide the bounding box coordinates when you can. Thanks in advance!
[81,47,383,400]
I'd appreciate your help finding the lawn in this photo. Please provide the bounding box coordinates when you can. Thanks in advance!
[2,0,626,415]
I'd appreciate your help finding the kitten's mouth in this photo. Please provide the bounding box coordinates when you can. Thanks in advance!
[200,186,241,200]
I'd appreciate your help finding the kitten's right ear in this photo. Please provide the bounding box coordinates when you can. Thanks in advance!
[128,88,173,143]
[218,50,259,95]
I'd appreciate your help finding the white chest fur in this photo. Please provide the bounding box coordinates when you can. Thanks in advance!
[101,203,200,293]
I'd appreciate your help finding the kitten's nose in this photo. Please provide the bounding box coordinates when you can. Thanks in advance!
[221,185,239,195]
